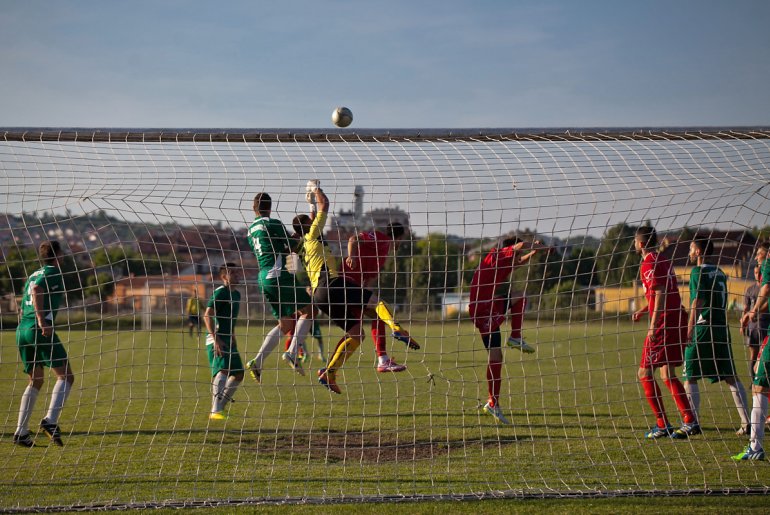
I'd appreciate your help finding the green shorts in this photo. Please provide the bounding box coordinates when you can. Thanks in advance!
[682,324,736,383]
[16,325,68,374]
[259,272,312,319]
[754,337,770,389]
[205,335,244,377]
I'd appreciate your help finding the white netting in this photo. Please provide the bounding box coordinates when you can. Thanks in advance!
[1,128,769,510]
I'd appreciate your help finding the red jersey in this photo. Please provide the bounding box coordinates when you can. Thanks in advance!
[470,245,517,304]
[639,252,682,316]
[342,230,392,286]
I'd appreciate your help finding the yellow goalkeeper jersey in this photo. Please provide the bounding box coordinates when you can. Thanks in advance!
[301,211,339,290]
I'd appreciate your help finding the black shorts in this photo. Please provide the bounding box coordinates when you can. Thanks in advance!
[313,275,372,332]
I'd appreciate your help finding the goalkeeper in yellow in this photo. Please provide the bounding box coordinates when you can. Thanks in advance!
[293,181,417,394]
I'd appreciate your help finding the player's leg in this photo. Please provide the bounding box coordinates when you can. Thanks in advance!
[725,376,751,435]
[246,322,287,383]
[15,366,44,448]
[733,340,770,460]
[280,282,313,375]
[638,366,673,438]
[506,294,534,353]
[480,330,509,424]
[14,328,43,447]
[318,321,364,395]
[366,293,420,350]
[372,318,406,373]
[41,357,74,446]
[312,319,325,362]
[33,333,72,447]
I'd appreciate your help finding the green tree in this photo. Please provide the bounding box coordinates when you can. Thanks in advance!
[595,223,641,287]
[0,246,39,296]
[409,234,463,310]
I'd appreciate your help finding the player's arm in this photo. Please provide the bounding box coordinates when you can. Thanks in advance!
[689,297,703,341]
[647,285,665,341]
[514,240,548,266]
[346,235,359,270]
[740,288,752,333]
[751,283,770,322]
[31,283,53,337]
[203,306,223,357]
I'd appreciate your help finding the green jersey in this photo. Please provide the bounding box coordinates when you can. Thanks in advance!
[206,285,240,338]
[689,264,729,327]
[247,216,294,283]
[19,265,64,326]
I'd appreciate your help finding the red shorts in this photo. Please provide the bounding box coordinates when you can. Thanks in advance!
[469,297,509,335]
[639,310,687,369]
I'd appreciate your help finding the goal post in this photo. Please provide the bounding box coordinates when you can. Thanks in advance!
[1,127,769,510]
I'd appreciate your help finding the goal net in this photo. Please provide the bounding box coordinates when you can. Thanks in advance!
[1,128,769,510]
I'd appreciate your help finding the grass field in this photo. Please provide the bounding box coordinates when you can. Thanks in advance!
[1,319,768,510]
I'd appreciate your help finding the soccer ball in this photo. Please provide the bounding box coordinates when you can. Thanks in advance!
[332,107,353,128]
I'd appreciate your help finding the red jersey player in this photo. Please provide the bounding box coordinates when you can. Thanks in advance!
[632,226,695,439]
[337,222,419,373]
[469,237,544,424]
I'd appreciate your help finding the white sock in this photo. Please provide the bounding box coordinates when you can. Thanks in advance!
[17,385,39,435]
[685,381,700,423]
[287,317,312,355]
[252,326,282,371]
[211,372,227,413]
[750,392,768,453]
[222,376,242,405]
[728,380,750,426]
[45,379,71,425]
[378,355,390,365]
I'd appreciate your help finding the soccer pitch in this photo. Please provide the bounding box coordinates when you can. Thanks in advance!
[1,320,768,509]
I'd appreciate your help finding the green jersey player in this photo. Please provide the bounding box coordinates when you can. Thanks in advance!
[245,192,313,381]
[203,263,243,421]
[13,240,74,447]
[676,235,749,439]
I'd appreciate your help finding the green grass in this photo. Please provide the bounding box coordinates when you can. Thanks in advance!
[1,320,768,510]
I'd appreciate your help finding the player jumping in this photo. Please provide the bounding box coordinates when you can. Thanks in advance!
[245,192,314,382]
[469,237,545,425]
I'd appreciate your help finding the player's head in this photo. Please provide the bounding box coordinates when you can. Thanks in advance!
[689,235,713,264]
[253,192,272,216]
[219,262,241,285]
[501,236,522,248]
[39,240,62,265]
[292,214,312,236]
[387,222,406,241]
[757,241,770,263]
[634,226,658,254]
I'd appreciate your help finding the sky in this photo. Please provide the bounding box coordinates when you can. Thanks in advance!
[1,0,769,129]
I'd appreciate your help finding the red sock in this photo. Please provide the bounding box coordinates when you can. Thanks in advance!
[509,298,526,339]
[487,360,502,407]
[372,319,387,357]
[640,375,668,428]
[663,377,695,425]
[283,333,293,352]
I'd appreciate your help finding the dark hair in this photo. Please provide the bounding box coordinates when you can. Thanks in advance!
[219,262,237,276]
[759,240,770,252]
[387,222,405,239]
[292,214,311,236]
[691,235,713,256]
[501,237,522,248]
[635,226,658,250]
[253,192,272,214]
[39,240,61,264]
